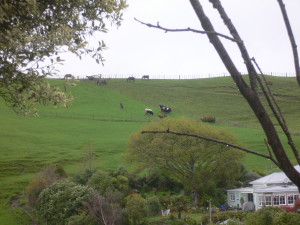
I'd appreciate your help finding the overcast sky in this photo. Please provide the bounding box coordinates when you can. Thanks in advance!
[55,0,300,79]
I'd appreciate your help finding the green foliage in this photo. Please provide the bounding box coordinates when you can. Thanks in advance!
[87,170,114,195]
[66,213,96,225]
[244,207,283,225]
[170,195,192,219]
[146,195,162,216]
[200,116,216,123]
[126,117,244,201]
[112,175,130,193]
[125,194,148,225]
[0,0,127,114]
[273,211,300,225]
[86,189,123,225]
[73,169,96,185]
[37,179,92,225]
[26,164,67,206]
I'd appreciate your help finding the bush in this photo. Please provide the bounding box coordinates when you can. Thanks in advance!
[244,207,284,225]
[66,213,96,225]
[200,116,216,123]
[125,194,148,225]
[146,195,162,216]
[201,211,248,224]
[26,164,67,206]
[273,211,300,225]
[37,179,92,225]
[87,170,114,194]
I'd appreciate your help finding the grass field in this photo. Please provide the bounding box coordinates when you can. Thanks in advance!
[0,76,299,224]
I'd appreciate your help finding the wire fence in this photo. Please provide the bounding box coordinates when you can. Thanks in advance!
[63,72,296,80]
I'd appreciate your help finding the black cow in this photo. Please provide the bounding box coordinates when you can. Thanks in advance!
[141,75,149,79]
[97,79,107,85]
[159,105,172,113]
[127,76,135,82]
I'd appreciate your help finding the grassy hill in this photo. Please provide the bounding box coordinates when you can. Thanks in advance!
[0,76,299,224]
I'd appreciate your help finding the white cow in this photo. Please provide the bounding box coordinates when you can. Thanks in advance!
[161,209,170,216]
[145,108,154,115]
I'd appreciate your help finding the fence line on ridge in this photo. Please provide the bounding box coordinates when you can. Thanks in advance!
[55,72,296,80]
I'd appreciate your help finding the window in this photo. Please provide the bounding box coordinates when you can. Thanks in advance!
[259,195,264,206]
[230,193,235,201]
[288,194,299,205]
[265,195,272,206]
[279,195,286,205]
[273,195,279,205]
[288,195,294,205]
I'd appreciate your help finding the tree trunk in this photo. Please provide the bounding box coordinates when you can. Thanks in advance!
[189,0,300,191]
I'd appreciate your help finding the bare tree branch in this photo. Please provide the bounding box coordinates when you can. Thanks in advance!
[141,129,280,167]
[134,18,241,43]
[188,0,300,190]
[251,57,300,164]
[277,0,300,86]
[208,0,258,90]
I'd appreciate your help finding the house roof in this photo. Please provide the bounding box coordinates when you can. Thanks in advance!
[250,165,300,186]
[227,187,254,193]
[254,185,298,193]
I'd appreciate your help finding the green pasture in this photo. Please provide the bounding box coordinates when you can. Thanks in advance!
[0,76,300,224]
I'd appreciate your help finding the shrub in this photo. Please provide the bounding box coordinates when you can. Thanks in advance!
[87,170,114,194]
[244,207,283,225]
[273,211,300,225]
[125,194,148,225]
[201,211,248,224]
[73,169,96,185]
[146,195,162,216]
[26,164,67,206]
[37,179,92,225]
[200,116,216,123]
[66,213,96,225]
[86,190,123,225]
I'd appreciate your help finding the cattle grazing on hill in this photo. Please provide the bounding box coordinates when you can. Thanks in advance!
[97,79,107,85]
[145,108,154,115]
[141,75,149,79]
[127,76,135,82]
[159,105,172,113]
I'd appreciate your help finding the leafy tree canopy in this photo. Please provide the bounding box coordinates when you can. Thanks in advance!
[0,0,127,115]
[126,117,244,198]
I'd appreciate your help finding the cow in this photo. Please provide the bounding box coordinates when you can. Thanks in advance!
[145,108,154,115]
[64,74,74,79]
[97,79,107,85]
[161,209,170,216]
[127,76,135,82]
[158,115,167,119]
[86,75,96,80]
[141,75,149,79]
[159,105,172,113]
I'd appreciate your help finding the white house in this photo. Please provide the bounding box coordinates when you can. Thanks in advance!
[227,166,300,210]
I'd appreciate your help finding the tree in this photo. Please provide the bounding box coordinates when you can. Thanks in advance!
[137,0,300,191]
[0,0,127,115]
[124,194,148,225]
[37,179,92,225]
[86,189,123,225]
[88,170,114,195]
[170,195,191,220]
[26,164,67,206]
[126,117,244,203]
